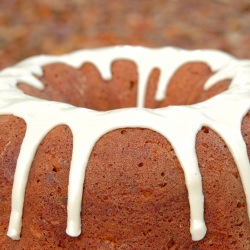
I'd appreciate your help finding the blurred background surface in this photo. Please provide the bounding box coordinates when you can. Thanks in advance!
[0,0,250,69]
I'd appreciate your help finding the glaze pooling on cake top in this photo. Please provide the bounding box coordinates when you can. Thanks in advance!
[0,46,249,241]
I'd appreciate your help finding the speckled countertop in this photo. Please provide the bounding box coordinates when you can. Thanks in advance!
[0,0,250,69]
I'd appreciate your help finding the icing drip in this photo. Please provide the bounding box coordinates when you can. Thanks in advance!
[0,46,249,241]
[1,46,241,106]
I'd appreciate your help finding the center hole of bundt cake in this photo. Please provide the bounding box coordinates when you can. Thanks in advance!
[17,61,231,110]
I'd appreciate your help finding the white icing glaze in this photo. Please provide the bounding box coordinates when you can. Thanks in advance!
[0,46,250,242]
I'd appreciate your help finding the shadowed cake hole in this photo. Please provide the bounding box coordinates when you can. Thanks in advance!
[52,165,60,173]
[202,126,209,134]
[16,61,231,111]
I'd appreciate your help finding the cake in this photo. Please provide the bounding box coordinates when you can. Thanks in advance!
[0,46,250,249]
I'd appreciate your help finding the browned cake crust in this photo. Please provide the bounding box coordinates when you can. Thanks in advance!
[18,60,138,111]
[0,61,250,249]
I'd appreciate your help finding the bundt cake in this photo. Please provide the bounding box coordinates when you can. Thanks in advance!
[0,46,250,249]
